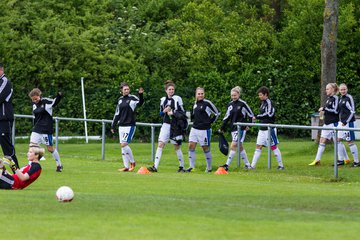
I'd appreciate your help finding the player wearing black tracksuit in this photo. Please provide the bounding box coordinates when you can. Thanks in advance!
[111,93,144,128]
[187,88,220,172]
[0,65,19,169]
[337,84,359,167]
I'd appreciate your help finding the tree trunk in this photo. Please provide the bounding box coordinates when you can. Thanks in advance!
[317,0,339,142]
[321,0,339,106]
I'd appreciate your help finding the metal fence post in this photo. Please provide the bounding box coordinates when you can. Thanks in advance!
[267,125,272,170]
[334,130,338,179]
[151,126,155,162]
[55,117,59,150]
[101,120,106,160]
[12,117,16,146]
[237,125,241,168]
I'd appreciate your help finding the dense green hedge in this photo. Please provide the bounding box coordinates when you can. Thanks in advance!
[1,0,359,138]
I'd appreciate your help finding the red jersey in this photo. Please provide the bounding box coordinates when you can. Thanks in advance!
[12,162,42,189]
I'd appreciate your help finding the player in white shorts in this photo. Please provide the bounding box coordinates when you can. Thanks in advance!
[111,82,144,172]
[29,88,63,172]
[336,83,359,167]
[186,87,220,173]
[309,83,340,166]
[147,80,187,172]
[218,86,254,171]
[250,86,284,169]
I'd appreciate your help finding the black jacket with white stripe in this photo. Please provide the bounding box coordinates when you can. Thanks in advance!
[32,93,62,134]
[111,93,144,128]
[0,74,14,121]
[191,99,220,130]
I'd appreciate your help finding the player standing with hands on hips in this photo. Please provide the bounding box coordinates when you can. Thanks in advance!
[337,83,359,167]
[147,80,186,173]
[29,88,63,172]
[186,87,220,173]
[0,64,19,170]
[111,82,144,172]
[250,86,284,169]
[218,86,254,171]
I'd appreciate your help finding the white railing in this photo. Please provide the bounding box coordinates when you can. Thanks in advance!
[13,114,359,178]
[13,114,162,162]
[234,122,360,178]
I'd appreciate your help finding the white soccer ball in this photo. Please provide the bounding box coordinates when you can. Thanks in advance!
[56,186,74,202]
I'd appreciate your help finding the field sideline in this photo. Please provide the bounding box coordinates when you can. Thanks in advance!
[1,141,359,240]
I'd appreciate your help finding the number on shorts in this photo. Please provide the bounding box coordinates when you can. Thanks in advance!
[122,133,129,141]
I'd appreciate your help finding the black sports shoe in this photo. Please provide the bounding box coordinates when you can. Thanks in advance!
[185,167,193,172]
[56,165,63,172]
[244,165,251,169]
[277,166,285,170]
[332,161,344,166]
[219,164,229,171]
[147,166,158,172]
[351,162,360,168]
[204,169,212,173]
[177,167,185,173]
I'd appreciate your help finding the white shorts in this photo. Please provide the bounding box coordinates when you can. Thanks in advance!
[30,132,53,146]
[338,122,356,142]
[118,126,136,143]
[188,128,211,147]
[158,123,183,145]
[231,130,246,143]
[320,123,338,140]
[256,128,279,147]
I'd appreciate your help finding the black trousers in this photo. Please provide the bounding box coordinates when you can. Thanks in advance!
[0,171,14,189]
[0,121,19,168]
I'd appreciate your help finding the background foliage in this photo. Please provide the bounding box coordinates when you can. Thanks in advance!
[0,0,359,137]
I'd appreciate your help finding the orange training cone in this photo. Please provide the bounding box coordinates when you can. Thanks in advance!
[137,166,150,174]
[215,167,228,175]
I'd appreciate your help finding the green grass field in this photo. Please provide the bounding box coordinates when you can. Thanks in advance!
[1,141,359,240]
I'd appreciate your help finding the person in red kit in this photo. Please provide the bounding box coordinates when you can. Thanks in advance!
[0,145,44,190]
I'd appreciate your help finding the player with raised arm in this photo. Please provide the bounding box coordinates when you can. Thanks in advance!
[147,80,187,172]
[111,82,144,172]
[218,86,254,171]
[186,87,220,173]
[250,86,284,169]
[29,88,63,172]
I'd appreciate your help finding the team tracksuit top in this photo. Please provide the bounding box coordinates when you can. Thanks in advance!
[256,98,275,130]
[32,94,62,134]
[0,74,14,122]
[191,99,220,130]
[159,95,184,124]
[111,93,144,128]
[220,99,254,131]
[323,95,339,125]
[338,94,355,124]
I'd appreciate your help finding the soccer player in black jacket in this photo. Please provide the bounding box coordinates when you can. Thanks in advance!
[186,87,220,172]
[219,86,254,171]
[250,86,284,169]
[147,80,186,173]
[309,83,340,166]
[0,64,19,169]
[111,82,144,172]
[337,83,359,167]
[29,88,63,172]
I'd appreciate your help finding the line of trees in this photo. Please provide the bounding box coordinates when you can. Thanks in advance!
[0,0,359,138]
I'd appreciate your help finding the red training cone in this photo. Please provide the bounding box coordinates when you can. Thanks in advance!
[215,167,228,175]
[137,166,150,174]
